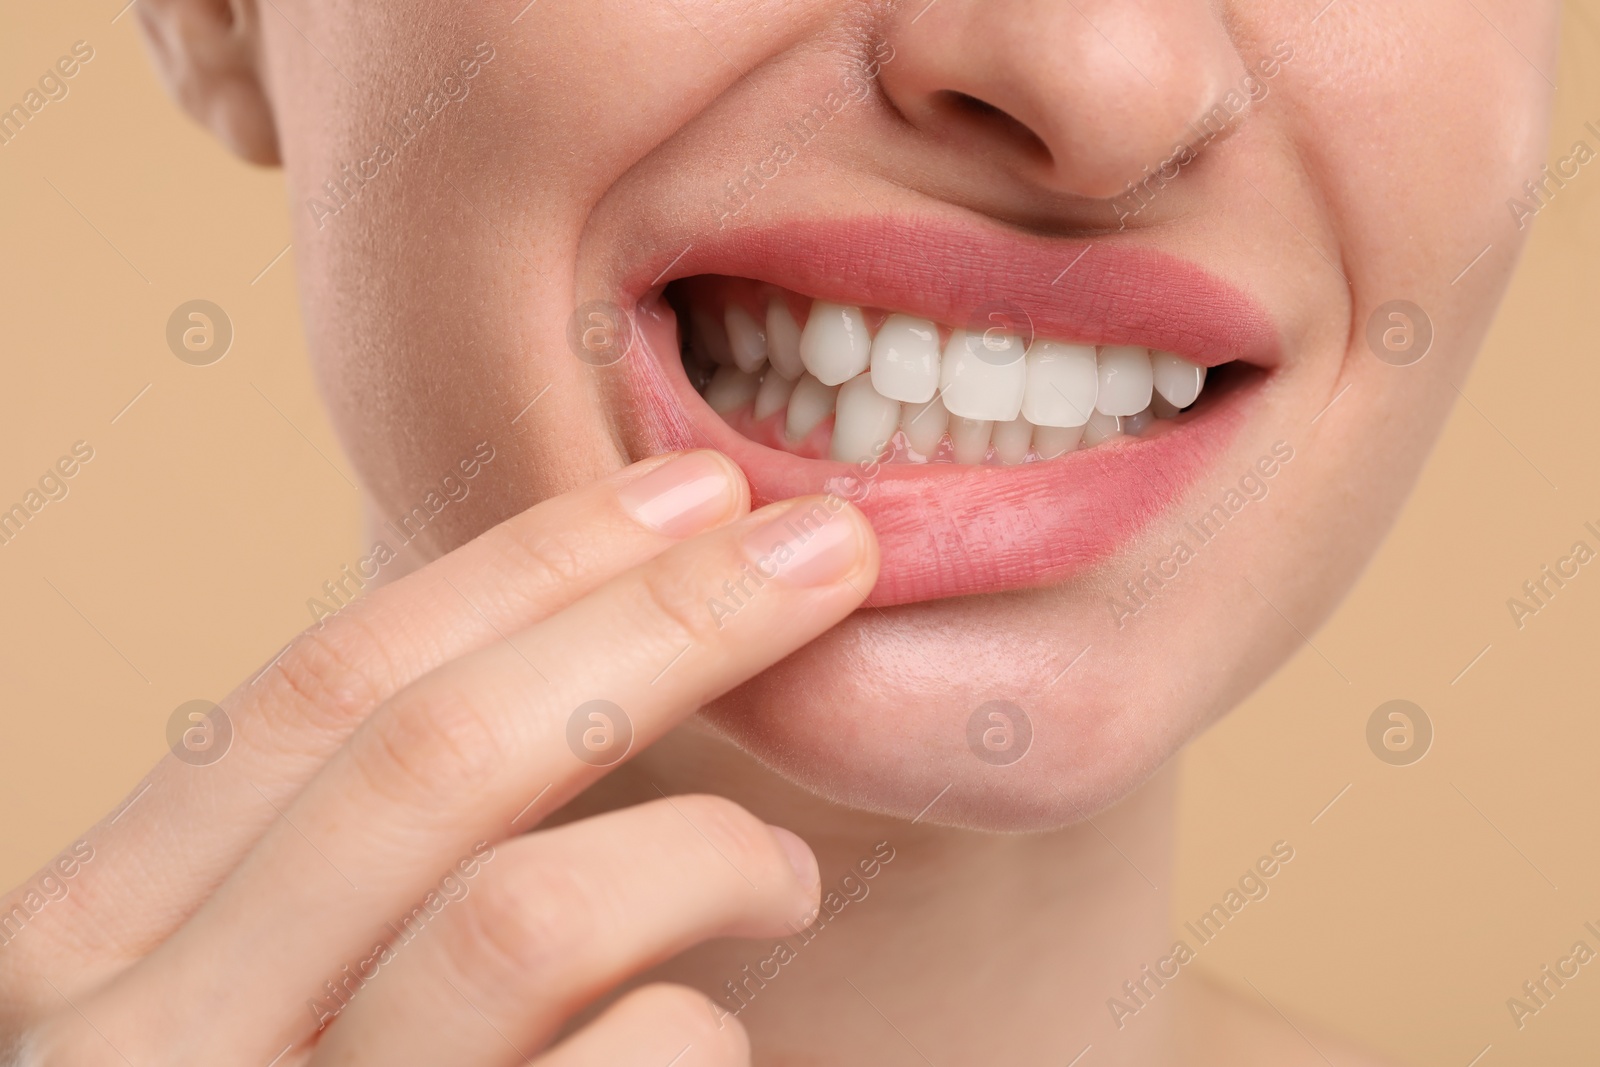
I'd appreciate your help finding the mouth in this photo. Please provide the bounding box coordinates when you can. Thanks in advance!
[615,216,1278,607]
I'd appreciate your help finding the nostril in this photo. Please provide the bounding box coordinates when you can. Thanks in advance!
[940,90,997,116]
[933,90,1052,165]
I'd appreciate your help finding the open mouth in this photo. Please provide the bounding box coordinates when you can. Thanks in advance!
[666,275,1223,467]
[615,217,1278,607]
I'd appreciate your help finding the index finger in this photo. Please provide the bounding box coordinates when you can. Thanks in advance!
[37,450,746,986]
[91,495,878,1062]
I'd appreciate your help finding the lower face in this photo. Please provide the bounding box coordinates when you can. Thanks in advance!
[263,0,1557,828]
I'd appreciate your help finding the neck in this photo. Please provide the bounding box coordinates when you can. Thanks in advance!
[564,724,1186,1065]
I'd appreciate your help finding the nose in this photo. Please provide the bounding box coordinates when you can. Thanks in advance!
[877,0,1246,200]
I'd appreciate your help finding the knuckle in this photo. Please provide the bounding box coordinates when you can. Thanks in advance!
[662,794,784,883]
[499,528,588,593]
[633,561,726,653]
[443,863,595,998]
[262,614,397,746]
[349,683,508,809]
[623,984,750,1061]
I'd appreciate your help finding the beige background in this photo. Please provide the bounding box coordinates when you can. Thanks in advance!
[3,4,1600,1062]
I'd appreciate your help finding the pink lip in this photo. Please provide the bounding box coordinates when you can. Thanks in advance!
[614,216,1278,607]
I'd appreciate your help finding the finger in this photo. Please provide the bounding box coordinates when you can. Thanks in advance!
[308,796,815,1065]
[90,495,874,1063]
[40,451,746,984]
[535,985,749,1067]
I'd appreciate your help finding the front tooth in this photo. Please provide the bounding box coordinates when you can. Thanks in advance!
[830,374,901,464]
[706,366,760,414]
[939,329,1026,421]
[799,301,871,386]
[766,298,806,380]
[1151,394,1182,419]
[725,305,768,373]
[785,373,840,442]
[1151,351,1206,408]
[1022,341,1097,427]
[691,308,734,366]
[753,369,797,421]
[1033,423,1085,459]
[1095,346,1154,416]
[901,395,949,458]
[1081,408,1123,447]
[991,416,1033,465]
[869,314,941,404]
[949,416,992,464]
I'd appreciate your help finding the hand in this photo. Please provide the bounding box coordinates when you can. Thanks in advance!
[0,450,878,1066]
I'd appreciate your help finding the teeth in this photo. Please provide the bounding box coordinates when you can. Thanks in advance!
[901,395,949,457]
[1081,408,1123,447]
[831,374,900,464]
[939,329,1026,422]
[1151,351,1205,408]
[799,301,871,386]
[692,308,734,366]
[1122,405,1154,437]
[725,305,768,374]
[785,373,840,442]
[1095,346,1154,416]
[1033,423,1084,459]
[706,366,760,414]
[869,314,941,404]
[1022,341,1097,428]
[766,298,806,380]
[691,292,1216,465]
[949,416,992,464]
[753,369,797,421]
[991,416,1033,465]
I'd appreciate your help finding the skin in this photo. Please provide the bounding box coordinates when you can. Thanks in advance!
[0,0,1560,1063]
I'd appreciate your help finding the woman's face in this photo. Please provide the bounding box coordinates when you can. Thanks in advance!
[243,0,1557,827]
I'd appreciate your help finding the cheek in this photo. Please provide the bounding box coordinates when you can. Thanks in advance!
[266,2,715,545]
[1281,2,1555,314]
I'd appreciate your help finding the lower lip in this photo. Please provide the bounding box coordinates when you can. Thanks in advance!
[622,306,1256,608]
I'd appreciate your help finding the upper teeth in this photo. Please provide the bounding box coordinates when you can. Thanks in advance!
[1096,345,1155,417]
[724,304,768,374]
[1021,341,1097,427]
[798,301,872,385]
[869,315,941,404]
[1151,349,1206,408]
[765,299,806,380]
[939,329,1028,422]
[694,295,1212,466]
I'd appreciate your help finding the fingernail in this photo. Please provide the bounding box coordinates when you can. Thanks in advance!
[740,500,864,587]
[617,452,739,537]
[768,825,819,891]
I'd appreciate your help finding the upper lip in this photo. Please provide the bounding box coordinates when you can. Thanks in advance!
[609,212,1280,607]
[625,214,1281,368]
